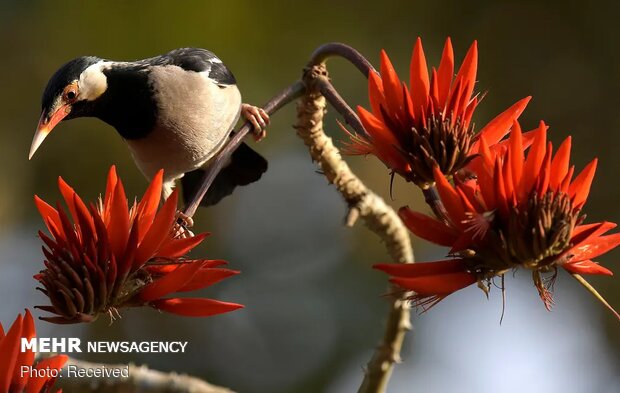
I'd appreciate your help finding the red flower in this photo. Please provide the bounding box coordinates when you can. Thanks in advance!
[34,166,243,324]
[343,37,530,187]
[0,310,67,392]
[376,122,619,319]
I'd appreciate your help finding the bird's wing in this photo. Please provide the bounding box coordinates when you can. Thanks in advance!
[181,142,267,207]
[143,48,237,87]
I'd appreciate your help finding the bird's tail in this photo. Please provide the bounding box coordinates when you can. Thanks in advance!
[181,142,268,207]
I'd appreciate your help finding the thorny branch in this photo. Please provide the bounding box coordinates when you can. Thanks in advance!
[298,62,414,393]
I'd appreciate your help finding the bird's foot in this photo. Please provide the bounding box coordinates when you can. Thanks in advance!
[173,211,195,239]
[241,103,269,142]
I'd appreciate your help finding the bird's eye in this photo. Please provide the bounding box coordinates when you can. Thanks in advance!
[63,84,79,102]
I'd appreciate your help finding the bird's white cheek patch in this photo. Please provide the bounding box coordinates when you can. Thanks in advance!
[78,62,109,101]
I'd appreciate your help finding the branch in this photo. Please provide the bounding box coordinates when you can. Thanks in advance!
[296,63,414,393]
[52,356,234,393]
[182,81,306,218]
[317,77,367,138]
[182,43,374,217]
[309,42,375,77]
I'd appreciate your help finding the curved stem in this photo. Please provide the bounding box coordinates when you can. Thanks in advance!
[309,42,375,76]
[182,81,306,218]
[314,76,368,137]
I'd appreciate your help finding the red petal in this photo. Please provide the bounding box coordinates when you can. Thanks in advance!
[550,137,571,190]
[402,83,417,130]
[457,177,486,212]
[429,69,439,115]
[463,96,478,128]
[0,314,22,392]
[475,135,497,209]
[450,231,479,253]
[135,169,163,242]
[358,106,401,145]
[380,50,405,120]
[103,165,118,223]
[25,355,68,393]
[493,160,509,219]
[390,272,476,296]
[501,148,515,203]
[508,120,524,187]
[107,175,130,262]
[536,142,553,195]
[157,233,208,259]
[134,190,179,268]
[357,106,409,173]
[573,222,617,238]
[570,233,620,262]
[368,71,385,121]
[203,260,228,268]
[569,222,616,257]
[473,97,531,152]
[12,310,36,389]
[398,207,459,246]
[151,298,244,317]
[140,261,205,301]
[455,185,478,215]
[569,158,597,209]
[34,196,64,239]
[433,166,467,227]
[374,258,469,277]
[178,267,240,292]
[453,41,478,107]
[409,37,430,120]
[146,259,227,275]
[520,128,538,149]
[560,166,575,193]
[73,194,96,244]
[445,78,464,126]
[563,260,613,276]
[564,222,619,263]
[519,121,547,199]
[57,177,80,225]
[436,37,454,110]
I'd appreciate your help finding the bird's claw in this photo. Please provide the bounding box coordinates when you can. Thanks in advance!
[241,103,269,142]
[174,211,195,239]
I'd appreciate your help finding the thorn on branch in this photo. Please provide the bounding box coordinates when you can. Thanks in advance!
[346,206,361,227]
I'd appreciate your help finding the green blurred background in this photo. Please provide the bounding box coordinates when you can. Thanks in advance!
[0,1,618,392]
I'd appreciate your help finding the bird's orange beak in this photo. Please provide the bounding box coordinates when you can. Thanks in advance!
[29,104,71,160]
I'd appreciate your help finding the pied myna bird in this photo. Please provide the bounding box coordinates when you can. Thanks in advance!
[30,48,269,206]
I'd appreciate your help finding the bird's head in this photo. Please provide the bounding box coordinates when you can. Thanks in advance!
[30,56,107,159]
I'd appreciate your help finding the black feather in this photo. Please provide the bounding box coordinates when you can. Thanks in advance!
[144,48,236,85]
[207,61,237,86]
[90,65,157,139]
[181,143,267,206]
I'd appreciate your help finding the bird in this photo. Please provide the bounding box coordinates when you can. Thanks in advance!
[30,47,270,208]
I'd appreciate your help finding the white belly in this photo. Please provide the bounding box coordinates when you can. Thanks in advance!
[125,66,242,184]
